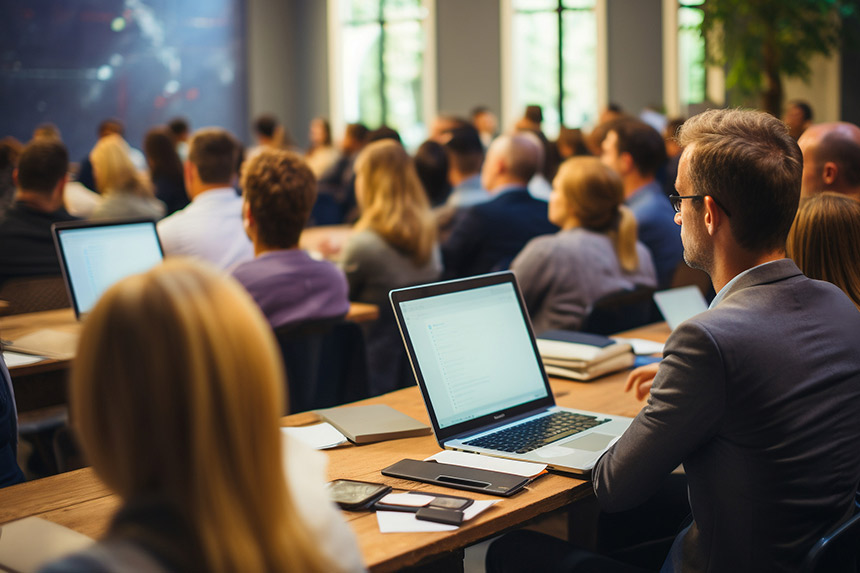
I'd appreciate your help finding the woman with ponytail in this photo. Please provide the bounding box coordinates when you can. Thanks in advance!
[511,156,656,333]
[43,260,364,573]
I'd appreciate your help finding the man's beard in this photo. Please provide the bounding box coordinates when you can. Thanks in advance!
[681,219,713,275]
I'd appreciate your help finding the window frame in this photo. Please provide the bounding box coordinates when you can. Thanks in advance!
[327,0,437,149]
[500,0,608,136]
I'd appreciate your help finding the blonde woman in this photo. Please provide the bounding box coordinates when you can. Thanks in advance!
[340,139,441,395]
[787,192,860,310]
[43,260,364,572]
[511,156,656,333]
[90,134,165,220]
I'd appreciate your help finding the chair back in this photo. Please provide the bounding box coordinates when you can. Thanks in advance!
[274,317,370,414]
[801,500,860,573]
[0,276,70,315]
[582,285,657,335]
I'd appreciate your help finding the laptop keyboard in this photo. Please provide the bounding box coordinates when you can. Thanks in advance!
[464,411,609,454]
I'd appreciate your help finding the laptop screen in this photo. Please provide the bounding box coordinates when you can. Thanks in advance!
[653,285,708,330]
[396,280,549,429]
[53,220,164,317]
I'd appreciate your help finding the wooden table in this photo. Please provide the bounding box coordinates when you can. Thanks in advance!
[1,303,380,412]
[0,323,670,572]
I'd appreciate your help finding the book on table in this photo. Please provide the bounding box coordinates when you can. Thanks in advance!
[536,330,634,381]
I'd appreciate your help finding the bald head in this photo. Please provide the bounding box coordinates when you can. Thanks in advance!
[798,122,860,200]
[481,133,542,192]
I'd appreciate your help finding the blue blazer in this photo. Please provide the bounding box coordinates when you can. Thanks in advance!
[442,188,558,279]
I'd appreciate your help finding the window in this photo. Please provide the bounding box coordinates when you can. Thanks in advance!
[678,0,706,108]
[328,0,435,149]
[502,0,605,138]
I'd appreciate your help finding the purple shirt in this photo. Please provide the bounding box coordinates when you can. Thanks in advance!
[232,249,350,329]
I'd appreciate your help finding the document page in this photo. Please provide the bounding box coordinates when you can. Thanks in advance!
[399,283,547,428]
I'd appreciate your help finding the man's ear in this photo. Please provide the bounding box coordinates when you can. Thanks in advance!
[702,195,724,236]
[242,200,255,241]
[822,161,838,186]
[12,168,18,188]
[619,152,634,175]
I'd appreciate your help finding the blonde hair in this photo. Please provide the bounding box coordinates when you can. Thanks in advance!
[90,134,153,197]
[354,139,436,265]
[72,259,331,572]
[787,192,860,310]
[554,156,640,273]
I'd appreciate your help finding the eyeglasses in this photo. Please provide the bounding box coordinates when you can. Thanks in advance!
[669,194,732,217]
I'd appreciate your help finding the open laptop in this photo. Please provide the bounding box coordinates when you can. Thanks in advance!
[390,272,633,477]
[52,219,164,319]
[653,285,709,330]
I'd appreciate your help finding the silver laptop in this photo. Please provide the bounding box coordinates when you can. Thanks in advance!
[653,285,708,330]
[390,272,633,477]
[52,219,164,319]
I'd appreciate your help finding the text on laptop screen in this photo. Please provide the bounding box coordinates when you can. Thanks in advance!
[399,282,548,428]
[58,222,163,315]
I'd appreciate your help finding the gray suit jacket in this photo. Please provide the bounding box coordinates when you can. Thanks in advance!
[593,259,860,572]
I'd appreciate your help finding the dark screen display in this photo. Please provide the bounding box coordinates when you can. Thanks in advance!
[0,0,246,160]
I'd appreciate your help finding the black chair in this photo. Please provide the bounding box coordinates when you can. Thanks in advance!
[801,500,860,573]
[581,285,658,335]
[273,317,370,415]
[0,276,70,315]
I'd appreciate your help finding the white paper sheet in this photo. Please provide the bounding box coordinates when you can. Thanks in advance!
[376,499,499,533]
[2,351,47,368]
[378,493,435,507]
[610,337,664,356]
[280,423,347,450]
[425,450,546,478]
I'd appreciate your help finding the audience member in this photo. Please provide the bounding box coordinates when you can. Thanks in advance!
[489,109,860,573]
[515,104,543,132]
[167,116,191,161]
[601,118,681,288]
[305,117,340,177]
[232,149,349,328]
[556,127,590,160]
[441,126,488,209]
[429,114,470,142]
[471,105,498,148]
[247,114,290,161]
[511,157,656,333]
[518,128,558,200]
[340,139,441,395]
[435,126,488,243]
[318,123,369,222]
[662,117,685,197]
[784,99,814,140]
[598,102,625,125]
[76,118,146,192]
[90,134,166,220]
[796,121,860,201]
[0,137,23,219]
[157,128,253,269]
[0,354,24,489]
[787,192,860,310]
[366,125,402,145]
[41,260,363,572]
[414,140,451,207]
[30,124,103,218]
[0,139,77,285]
[144,127,189,215]
[442,133,558,278]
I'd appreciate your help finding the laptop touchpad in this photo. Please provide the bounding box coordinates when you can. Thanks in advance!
[561,433,615,452]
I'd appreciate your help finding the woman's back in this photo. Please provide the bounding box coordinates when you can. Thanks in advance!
[42,260,364,572]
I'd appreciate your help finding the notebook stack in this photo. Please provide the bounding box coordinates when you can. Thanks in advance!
[536,330,634,381]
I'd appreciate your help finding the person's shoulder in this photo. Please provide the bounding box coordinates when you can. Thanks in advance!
[39,539,168,573]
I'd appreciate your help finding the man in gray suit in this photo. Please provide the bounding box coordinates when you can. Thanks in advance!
[487,109,860,573]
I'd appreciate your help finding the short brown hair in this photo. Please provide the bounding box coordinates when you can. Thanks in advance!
[678,109,802,253]
[188,128,239,184]
[17,139,69,194]
[606,118,667,176]
[241,149,316,248]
